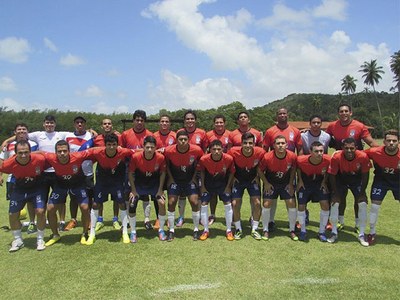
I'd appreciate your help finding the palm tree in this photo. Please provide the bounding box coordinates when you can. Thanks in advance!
[359,59,385,135]
[311,95,321,113]
[341,75,357,107]
[390,50,400,92]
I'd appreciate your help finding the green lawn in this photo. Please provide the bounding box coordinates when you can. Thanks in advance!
[0,173,399,300]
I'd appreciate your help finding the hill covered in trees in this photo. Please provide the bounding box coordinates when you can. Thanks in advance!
[0,91,398,142]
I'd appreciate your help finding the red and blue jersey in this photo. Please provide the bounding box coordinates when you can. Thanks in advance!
[199,153,235,188]
[297,154,331,187]
[326,119,370,150]
[228,146,265,183]
[177,128,209,151]
[365,146,400,186]
[121,128,153,150]
[259,150,297,185]
[328,150,371,183]
[206,129,231,152]
[229,128,262,147]
[153,130,176,149]
[129,151,167,189]
[263,125,302,153]
[93,132,122,147]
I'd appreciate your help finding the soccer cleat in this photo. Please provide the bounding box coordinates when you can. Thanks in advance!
[37,239,46,251]
[199,230,209,241]
[299,231,307,241]
[144,221,153,231]
[295,221,301,232]
[95,221,105,231]
[58,222,66,232]
[153,219,160,230]
[367,233,376,246]
[226,231,234,241]
[158,230,167,241]
[327,233,338,244]
[325,222,333,231]
[122,233,130,244]
[175,217,184,227]
[27,223,37,234]
[130,232,137,243]
[167,231,174,242]
[45,234,61,247]
[290,231,298,241]
[85,235,96,245]
[251,230,262,240]
[65,219,77,231]
[358,235,369,247]
[262,231,269,241]
[9,239,24,252]
[337,222,344,231]
[234,229,242,240]
[318,233,327,242]
[268,221,276,232]
[193,230,199,241]
[208,215,215,226]
[354,226,360,234]
[113,221,122,230]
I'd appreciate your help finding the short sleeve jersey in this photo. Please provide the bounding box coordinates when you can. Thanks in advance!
[326,119,370,150]
[121,128,153,150]
[296,154,331,186]
[65,131,94,176]
[206,129,231,152]
[93,132,122,147]
[153,130,176,149]
[259,150,297,185]
[164,144,203,185]
[229,128,262,147]
[177,128,209,151]
[199,153,235,188]
[28,131,69,153]
[228,146,265,183]
[0,153,46,189]
[328,150,371,183]
[263,125,302,153]
[129,151,167,189]
[301,130,331,154]
[365,146,400,186]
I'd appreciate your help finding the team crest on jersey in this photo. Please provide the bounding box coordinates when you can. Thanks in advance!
[321,167,327,174]
[356,163,361,170]
[154,164,159,171]
[35,166,41,175]
[222,165,227,173]
[117,159,122,166]
[189,156,195,164]
[350,130,355,137]
[289,132,294,141]
[195,135,200,144]
[72,165,79,174]
[225,137,229,144]
[168,138,174,145]
[253,159,259,166]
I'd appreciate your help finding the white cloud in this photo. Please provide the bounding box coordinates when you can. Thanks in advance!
[0,76,17,91]
[313,0,347,21]
[0,37,31,63]
[0,97,24,111]
[91,101,129,114]
[259,3,311,29]
[60,53,86,66]
[76,85,104,97]
[43,37,58,52]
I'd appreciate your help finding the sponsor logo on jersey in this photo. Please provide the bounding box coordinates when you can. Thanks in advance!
[225,137,229,144]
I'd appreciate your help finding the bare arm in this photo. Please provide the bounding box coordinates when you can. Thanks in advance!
[363,135,379,148]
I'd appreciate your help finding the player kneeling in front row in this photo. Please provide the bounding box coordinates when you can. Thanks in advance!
[87,133,133,245]
[43,140,94,246]
[328,138,371,246]
[258,135,298,241]
[199,140,235,241]
[0,140,47,252]
[128,136,167,242]
[296,141,331,242]
[365,129,400,245]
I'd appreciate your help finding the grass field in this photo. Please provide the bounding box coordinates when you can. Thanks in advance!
[1,172,399,300]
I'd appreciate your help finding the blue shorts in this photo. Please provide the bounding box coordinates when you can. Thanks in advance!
[135,185,159,199]
[201,189,231,203]
[168,182,199,197]
[297,186,330,205]
[48,185,89,205]
[370,178,400,201]
[263,183,293,200]
[9,187,46,213]
[94,183,124,204]
[232,181,261,199]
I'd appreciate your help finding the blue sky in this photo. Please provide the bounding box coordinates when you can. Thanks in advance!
[0,0,398,114]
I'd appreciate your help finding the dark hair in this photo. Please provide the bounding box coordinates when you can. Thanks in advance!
[14,123,28,131]
[144,135,157,146]
[342,137,356,146]
[384,129,399,139]
[237,111,249,120]
[310,141,323,151]
[309,115,322,123]
[55,140,69,151]
[274,135,287,143]
[209,139,222,148]
[176,130,189,139]
[184,109,197,120]
[133,110,147,121]
[213,114,226,123]
[159,114,171,121]
[104,133,119,145]
[44,115,56,122]
[15,140,31,152]
[338,103,352,112]
[74,116,86,123]
[241,132,255,142]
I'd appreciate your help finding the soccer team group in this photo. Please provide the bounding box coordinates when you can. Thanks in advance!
[0,105,399,252]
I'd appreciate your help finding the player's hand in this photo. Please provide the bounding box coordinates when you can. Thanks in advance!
[287,184,295,196]
[320,182,329,194]
[296,181,304,192]
[264,182,273,194]
[156,193,166,205]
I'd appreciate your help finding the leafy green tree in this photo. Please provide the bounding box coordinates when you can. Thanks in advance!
[390,50,400,92]
[341,75,357,106]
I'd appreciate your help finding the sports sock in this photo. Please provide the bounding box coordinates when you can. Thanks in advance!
[358,202,367,236]
[319,210,329,233]
[143,201,151,222]
[369,203,381,235]
[168,211,175,232]
[355,217,360,228]
[112,216,118,222]
[338,215,344,225]
[252,220,259,231]
[178,198,186,218]
[330,203,339,235]
[234,220,242,232]
[12,229,22,240]
[200,205,209,232]
[159,214,166,230]
[128,215,136,233]
[298,210,306,232]
[90,209,98,236]
[120,209,128,235]
[37,229,44,240]
[224,203,233,232]
[270,199,277,222]
[97,216,103,223]
[288,208,297,231]
[192,211,200,231]
[262,207,271,232]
